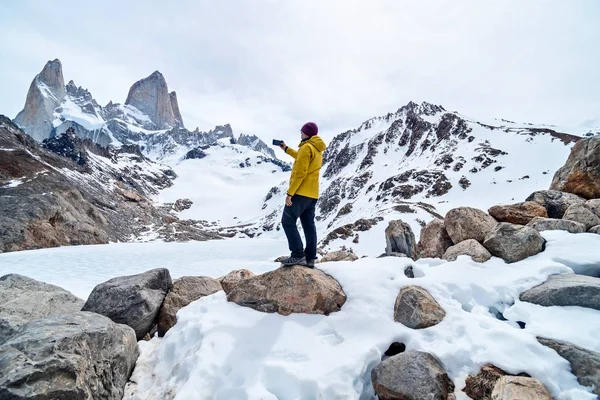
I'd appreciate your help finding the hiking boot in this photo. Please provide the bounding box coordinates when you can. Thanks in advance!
[306,259,315,268]
[281,256,307,267]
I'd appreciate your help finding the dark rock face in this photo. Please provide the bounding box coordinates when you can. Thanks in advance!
[550,135,600,199]
[526,190,586,219]
[184,147,207,160]
[520,274,600,310]
[483,223,546,263]
[82,268,173,339]
[0,274,84,339]
[0,312,138,400]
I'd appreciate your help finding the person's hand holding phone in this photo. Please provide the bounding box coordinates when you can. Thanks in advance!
[279,141,286,151]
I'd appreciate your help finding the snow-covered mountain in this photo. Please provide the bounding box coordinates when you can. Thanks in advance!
[251,101,582,255]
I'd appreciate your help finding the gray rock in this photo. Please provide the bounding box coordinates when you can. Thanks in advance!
[491,376,551,400]
[321,249,359,262]
[562,204,600,230]
[394,286,446,329]
[586,199,600,218]
[483,223,546,263]
[550,135,600,199]
[417,219,453,259]
[537,337,600,396]
[371,350,451,400]
[520,274,600,310]
[443,239,492,263]
[589,225,600,234]
[157,276,222,337]
[0,274,84,339]
[526,190,586,219]
[385,220,418,259]
[444,207,497,244]
[0,312,138,399]
[526,217,586,234]
[82,268,173,339]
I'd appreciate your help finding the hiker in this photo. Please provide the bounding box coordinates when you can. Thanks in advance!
[278,122,327,267]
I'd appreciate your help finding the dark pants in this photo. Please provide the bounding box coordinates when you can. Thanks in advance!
[281,195,318,261]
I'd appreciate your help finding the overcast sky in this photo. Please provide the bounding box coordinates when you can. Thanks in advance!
[1,1,598,143]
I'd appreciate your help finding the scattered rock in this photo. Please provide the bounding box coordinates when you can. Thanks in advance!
[0,312,138,400]
[537,337,600,396]
[157,276,222,337]
[385,220,418,259]
[483,223,545,263]
[443,239,492,263]
[0,274,84,339]
[519,274,600,311]
[173,198,193,211]
[371,350,451,400]
[589,225,600,234]
[550,135,600,199]
[488,202,548,225]
[444,207,497,244]
[526,217,586,234]
[562,204,600,230]
[491,376,551,400]
[227,267,346,315]
[219,269,255,294]
[120,188,144,202]
[320,248,359,262]
[82,268,173,339]
[417,219,453,259]
[526,190,586,218]
[404,265,415,278]
[394,285,446,329]
[463,364,508,400]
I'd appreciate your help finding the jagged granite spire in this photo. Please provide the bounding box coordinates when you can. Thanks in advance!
[125,71,184,129]
[14,59,67,141]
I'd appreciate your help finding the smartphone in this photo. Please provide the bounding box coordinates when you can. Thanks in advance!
[272,139,283,146]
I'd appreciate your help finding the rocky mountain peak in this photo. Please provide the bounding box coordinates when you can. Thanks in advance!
[125,71,184,130]
[38,59,66,100]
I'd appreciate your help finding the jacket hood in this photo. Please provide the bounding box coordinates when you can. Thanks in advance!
[302,135,326,152]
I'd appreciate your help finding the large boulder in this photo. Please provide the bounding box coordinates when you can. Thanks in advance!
[444,207,497,244]
[491,376,551,400]
[519,274,600,311]
[483,223,545,263]
[442,239,492,263]
[385,220,418,259]
[371,351,451,400]
[219,269,255,295]
[417,219,453,259]
[82,268,173,339]
[550,135,600,199]
[525,190,586,218]
[537,337,600,396]
[0,274,84,339]
[157,276,222,337]
[226,267,346,316]
[0,312,138,400]
[562,204,600,230]
[394,286,446,329]
[320,248,359,263]
[488,202,547,225]
[526,217,586,234]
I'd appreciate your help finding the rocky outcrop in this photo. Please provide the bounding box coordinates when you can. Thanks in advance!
[385,220,418,259]
[320,248,359,262]
[184,147,207,160]
[219,269,255,294]
[0,274,84,339]
[491,376,551,400]
[445,207,497,244]
[550,135,600,199]
[82,268,173,339]
[237,133,277,158]
[394,286,446,329]
[125,71,183,129]
[371,351,451,400]
[157,276,222,337]
[526,190,586,218]
[526,217,586,234]
[169,91,184,128]
[14,59,66,142]
[483,223,545,263]
[488,202,547,225]
[519,274,600,310]
[0,312,138,400]
[443,239,492,263]
[562,204,600,230]
[417,219,453,259]
[226,267,346,315]
[537,337,600,396]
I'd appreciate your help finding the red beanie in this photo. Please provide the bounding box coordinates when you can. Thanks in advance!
[301,122,318,137]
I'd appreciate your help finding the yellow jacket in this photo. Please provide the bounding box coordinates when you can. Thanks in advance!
[284,136,327,199]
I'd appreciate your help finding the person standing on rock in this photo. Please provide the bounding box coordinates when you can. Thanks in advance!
[278,122,327,267]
